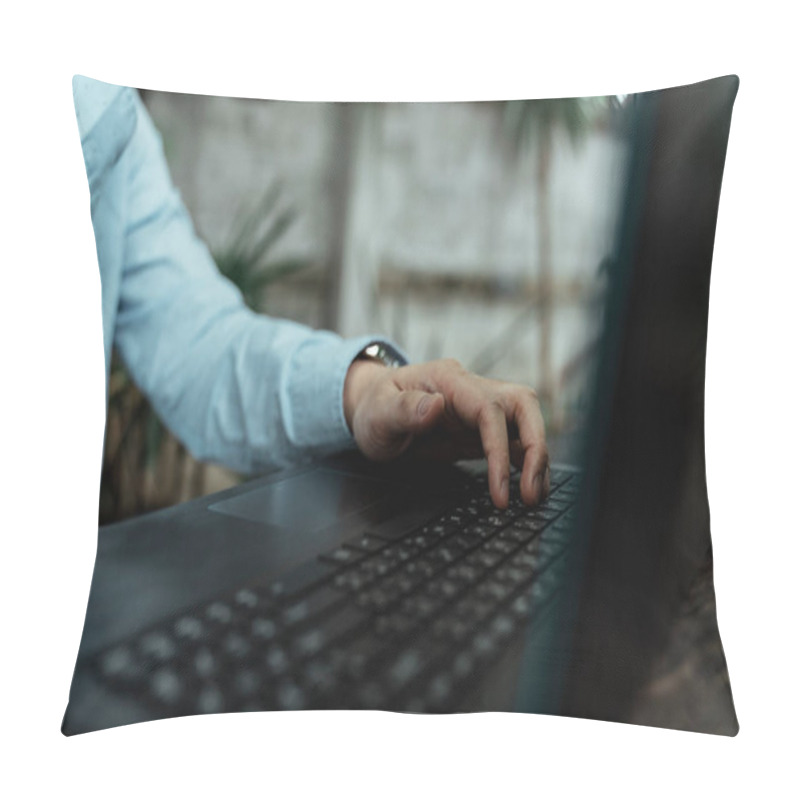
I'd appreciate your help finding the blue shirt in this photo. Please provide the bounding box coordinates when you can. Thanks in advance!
[73,75,403,474]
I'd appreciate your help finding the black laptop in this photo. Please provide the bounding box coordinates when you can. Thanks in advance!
[62,76,739,735]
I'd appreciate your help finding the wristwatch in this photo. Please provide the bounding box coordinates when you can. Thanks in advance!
[356,341,405,369]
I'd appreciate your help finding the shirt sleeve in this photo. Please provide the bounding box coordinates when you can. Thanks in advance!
[114,91,406,474]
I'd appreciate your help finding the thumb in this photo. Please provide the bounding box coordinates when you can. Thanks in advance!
[386,390,445,436]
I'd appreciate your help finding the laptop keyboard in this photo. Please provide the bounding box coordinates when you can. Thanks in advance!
[92,468,581,716]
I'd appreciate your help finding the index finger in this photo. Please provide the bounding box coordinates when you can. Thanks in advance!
[475,400,511,508]
[506,388,549,505]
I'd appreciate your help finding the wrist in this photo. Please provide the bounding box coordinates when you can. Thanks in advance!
[343,357,388,434]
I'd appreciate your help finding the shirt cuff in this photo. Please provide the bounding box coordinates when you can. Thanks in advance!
[280,333,409,456]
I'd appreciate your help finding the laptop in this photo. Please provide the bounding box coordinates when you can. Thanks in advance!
[62,75,739,735]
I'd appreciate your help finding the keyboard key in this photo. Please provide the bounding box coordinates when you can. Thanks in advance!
[356,587,395,612]
[281,585,344,627]
[428,542,465,566]
[494,565,534,588]
[461,521,499,540]
[276,680,307,710]
[363,550,401,577]
[357,682,388,708]
[471,630,499,660]
[451,532,483,551]
[402,697,427,713]
[508,550,542,573]
[454,595,495,624]
[251,616,279,640]
[425,673,453,708]
[408,530,441,550]
[385,643,445,691]
[442,507,480,526]
[485,538,517,556]
[348,532,389,553]
[431,614,473,643]
[510,593,532,619]
[194,647,218,679]
[419,520,457,539]
[445,562,481,587]
[265,644,290,676]
[375,611,417,639]
[302,660,340,695]
[319,545,366,568]
[149,667,183,705]
[395,542,421,562]
[401,593,443,621]
[234,588,261,609]
[452,651,476,679]
[403,556,438,581]
[500,525,538,545]
[197,683,225,715]
[333,570,372,593]
[476,579,513,604]
[318,604,368,644]
[291,628,326,658]
[99,645,142,680]
[138,632,177,662]
[428,578,461,602]
[512,516,549,533]
[233,667,262,697]
[464,549,505,571]
[222,631,252,660]
[489,613,516,640]
[205,602,234,625]
[174,616,205,641]
[334,634,386,680]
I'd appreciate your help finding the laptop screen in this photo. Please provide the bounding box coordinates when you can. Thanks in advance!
[516,76,739,723]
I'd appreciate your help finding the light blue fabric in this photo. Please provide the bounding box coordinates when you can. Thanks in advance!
[73,75,405,474]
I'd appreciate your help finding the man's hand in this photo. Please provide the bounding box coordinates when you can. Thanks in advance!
[343,357,549,509]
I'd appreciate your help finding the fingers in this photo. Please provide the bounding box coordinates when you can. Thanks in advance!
[366,360,549,509]
[510,390,549,505]
[476,401,511,508]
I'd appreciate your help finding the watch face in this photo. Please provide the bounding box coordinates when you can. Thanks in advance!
[364,342,404,368]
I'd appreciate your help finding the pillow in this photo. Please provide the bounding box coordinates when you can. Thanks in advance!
[63,75,738,735]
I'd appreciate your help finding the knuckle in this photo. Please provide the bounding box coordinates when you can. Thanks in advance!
[440,357,464,373]
[512,385,539,405]
[510,387,542,421]
[477,398,505,425]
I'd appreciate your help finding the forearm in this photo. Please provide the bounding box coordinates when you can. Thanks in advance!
[115,90,404,473]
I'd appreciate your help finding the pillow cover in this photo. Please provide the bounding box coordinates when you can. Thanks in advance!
[63,75,738,735]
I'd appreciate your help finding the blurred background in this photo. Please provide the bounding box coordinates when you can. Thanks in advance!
[100,91,628,524]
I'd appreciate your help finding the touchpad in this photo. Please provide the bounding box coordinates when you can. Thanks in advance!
[208,468,398,533]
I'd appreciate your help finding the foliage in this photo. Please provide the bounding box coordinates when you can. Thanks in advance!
[502,95,621,152]
[100,185,308,524]
[214,185,309,312]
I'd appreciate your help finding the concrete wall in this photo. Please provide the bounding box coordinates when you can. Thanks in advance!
[143,90,627,430]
